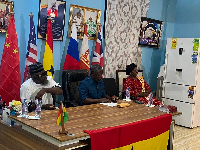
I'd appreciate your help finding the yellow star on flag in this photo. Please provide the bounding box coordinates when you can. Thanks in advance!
[13,49,18,54]
[5,43,10,48]
[6,33,9,38]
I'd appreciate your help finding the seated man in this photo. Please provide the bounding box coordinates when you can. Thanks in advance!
[20,62,63,111]
[79,64,111,105]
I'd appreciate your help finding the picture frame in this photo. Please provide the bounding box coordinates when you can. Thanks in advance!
[68,4,101,41]
[37,0,66,41]
[0,1,14,33]
[139,17,163,48]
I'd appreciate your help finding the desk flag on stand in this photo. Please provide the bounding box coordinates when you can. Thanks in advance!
[80,24,90,74]
[0,14,21,106]
[23,13,38,82]
[91,26,103,68]
[43,19,54,78]
[63,23,80,70]
[57,101,69,134]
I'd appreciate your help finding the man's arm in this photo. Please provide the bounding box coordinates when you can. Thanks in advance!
[82,97,111,105]
[35,87,63,100]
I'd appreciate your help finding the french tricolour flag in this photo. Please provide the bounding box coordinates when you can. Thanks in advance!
[91,26,103,68]
[63,23,80,70]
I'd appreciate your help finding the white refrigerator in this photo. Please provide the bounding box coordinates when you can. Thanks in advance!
[163,38,200,128]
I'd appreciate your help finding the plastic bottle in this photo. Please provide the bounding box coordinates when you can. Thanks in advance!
[22,99,28,117]
[148,92,153,106]
[35,99,42,118]
[126,87,130,100]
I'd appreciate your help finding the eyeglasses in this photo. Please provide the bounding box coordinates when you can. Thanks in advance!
[35,71,47,78]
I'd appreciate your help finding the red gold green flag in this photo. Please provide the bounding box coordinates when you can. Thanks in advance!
[43,19,54,78]
[56,105,69,126]
[84,114,172,150]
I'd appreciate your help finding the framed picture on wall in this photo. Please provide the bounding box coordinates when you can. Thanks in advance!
[37,0,66,41]
[139,17,163,48]
[0,1,14,33]
[68,4,101,41]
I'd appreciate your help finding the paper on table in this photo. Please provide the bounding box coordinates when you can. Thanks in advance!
[28,116,40,120]
[123,99,131,102]
[100,103,117,107]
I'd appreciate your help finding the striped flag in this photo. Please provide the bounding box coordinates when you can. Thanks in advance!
[84,114,172,150]
[43,19,54,78]
[63,23,80,70]
[91,26,103,68]
[56,104,69,125]
[80,25,90,74]
[23,15,38,82]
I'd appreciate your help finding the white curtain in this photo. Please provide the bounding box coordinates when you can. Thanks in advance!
[104,0,151,78]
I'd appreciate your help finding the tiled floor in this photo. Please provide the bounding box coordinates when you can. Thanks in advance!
[174,125,200,150]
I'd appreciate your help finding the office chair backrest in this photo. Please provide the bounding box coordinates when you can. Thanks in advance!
[102,78,119,97]
[62,69,89,107]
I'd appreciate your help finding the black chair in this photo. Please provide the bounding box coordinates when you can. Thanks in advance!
[62,69,89,107]
[102,78,119,97]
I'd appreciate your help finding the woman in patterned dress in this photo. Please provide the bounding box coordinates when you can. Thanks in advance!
[123,63,162,106]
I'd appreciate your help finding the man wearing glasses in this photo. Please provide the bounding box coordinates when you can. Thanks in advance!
[20,62,63,111]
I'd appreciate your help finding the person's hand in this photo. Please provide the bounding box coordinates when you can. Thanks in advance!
[43,104,55,110]
[100,98,111,103]
[35,89,46,100]
[139,92,149,97]
[111,95,119,102]
[143,92,149,97]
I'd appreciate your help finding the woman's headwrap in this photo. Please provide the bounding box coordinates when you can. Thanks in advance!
[126,63,137,75]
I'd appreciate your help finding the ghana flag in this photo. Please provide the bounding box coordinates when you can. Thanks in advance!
[56,105,69,125]
[43,19,54,78]
[84,114,172,150]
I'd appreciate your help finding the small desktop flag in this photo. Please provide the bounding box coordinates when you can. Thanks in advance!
[43,19,54,78]
[80,25,90,74]
[91,26,103,68]
[0,15,21,105]
[56,105,69,125]
[23,14,38,82]
[63,23,80,70]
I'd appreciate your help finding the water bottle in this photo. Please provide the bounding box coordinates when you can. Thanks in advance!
[35,99,42,118]
[148,92,153,106]
[126,87,130,100]
[22,99,28,117]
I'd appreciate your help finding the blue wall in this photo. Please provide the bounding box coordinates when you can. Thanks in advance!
[0,0,105,85]
[141,0,177,91]
[174,0,200,37]
[2,0,198,93]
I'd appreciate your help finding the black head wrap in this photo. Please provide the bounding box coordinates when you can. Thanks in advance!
[28,62,44,76]
[126,63,137,75]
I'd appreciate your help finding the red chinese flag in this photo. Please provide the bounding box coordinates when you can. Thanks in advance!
[0,15,21,106]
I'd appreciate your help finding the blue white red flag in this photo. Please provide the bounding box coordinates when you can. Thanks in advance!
[63,23,80,70]
[91,26,103,68]
[23,15,38,82]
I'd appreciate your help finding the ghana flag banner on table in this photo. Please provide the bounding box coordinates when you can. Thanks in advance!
[84,114,172,150]
[56,105,69,125]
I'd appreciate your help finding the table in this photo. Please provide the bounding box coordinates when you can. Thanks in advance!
[8,102,173,149]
